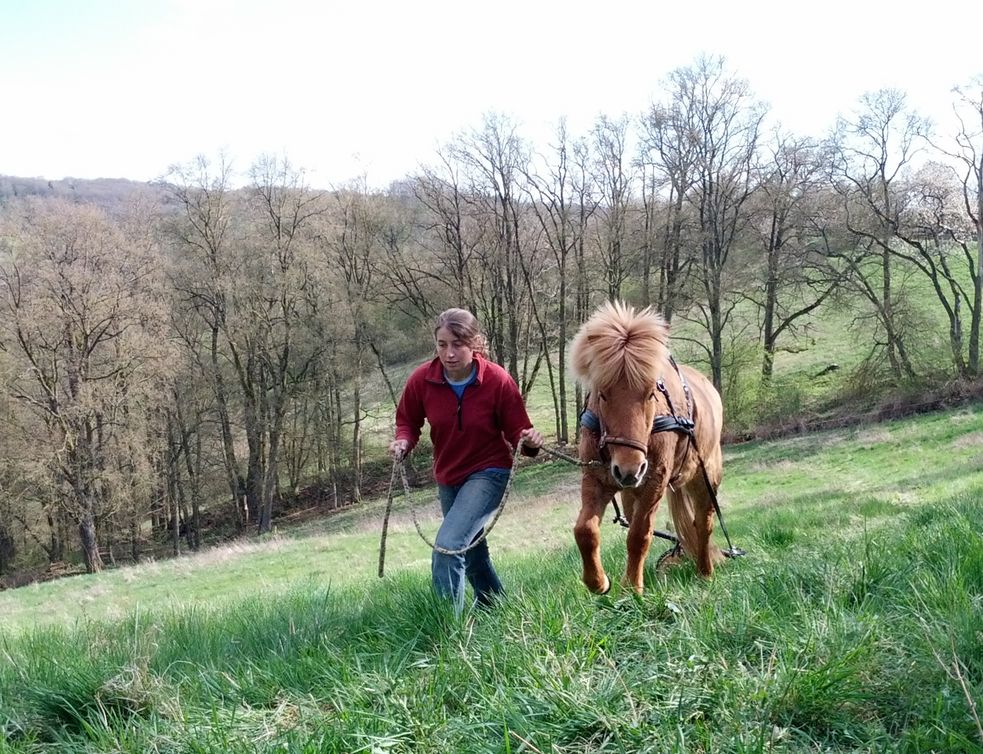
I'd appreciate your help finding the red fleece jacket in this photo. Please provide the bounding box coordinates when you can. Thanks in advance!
[394,354,538,486]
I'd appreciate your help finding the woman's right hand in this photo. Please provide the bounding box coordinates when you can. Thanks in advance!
[389,439,409,460]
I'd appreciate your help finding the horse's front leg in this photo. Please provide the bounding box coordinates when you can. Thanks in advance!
[620,486,663,594]
[574,475,611,594]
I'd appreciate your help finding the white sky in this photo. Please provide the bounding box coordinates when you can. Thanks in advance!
[2,0,981,189]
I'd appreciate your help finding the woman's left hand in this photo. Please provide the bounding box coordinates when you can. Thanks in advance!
[520,427,544,449]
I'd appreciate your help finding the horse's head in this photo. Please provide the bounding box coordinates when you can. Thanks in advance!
[570,301,670,489]
[593,378,660,487]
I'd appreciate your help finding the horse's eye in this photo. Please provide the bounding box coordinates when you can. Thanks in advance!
[598,392,607,402]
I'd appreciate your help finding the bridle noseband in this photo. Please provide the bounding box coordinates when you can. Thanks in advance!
[597,421,650,455]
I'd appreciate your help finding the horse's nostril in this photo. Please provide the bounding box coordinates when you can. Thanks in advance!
[612,464,621,480]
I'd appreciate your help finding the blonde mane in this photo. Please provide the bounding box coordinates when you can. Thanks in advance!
[570,301,669,390]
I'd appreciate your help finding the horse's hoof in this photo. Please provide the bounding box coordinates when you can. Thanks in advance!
[592,575,611,595]
[656,553,684,574]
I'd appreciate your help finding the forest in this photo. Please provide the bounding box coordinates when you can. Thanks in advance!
[1,56,981,582]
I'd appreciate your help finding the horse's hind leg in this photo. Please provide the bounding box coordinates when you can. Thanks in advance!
[687,483,719,577]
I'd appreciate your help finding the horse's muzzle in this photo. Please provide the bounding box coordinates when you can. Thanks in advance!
[611,459,648,488]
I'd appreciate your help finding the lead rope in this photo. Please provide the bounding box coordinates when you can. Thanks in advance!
[380,438,537,577]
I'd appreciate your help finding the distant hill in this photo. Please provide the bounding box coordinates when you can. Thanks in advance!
[0,175,174,214]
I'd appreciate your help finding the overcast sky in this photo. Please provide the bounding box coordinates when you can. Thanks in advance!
[2,0,981,189]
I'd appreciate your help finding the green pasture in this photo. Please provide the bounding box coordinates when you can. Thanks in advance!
[1,405,982,752]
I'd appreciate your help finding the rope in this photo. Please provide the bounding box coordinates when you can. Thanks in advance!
[696,456,745,558]
[378,438,608,577]
[535,444,604,467]
[413,438,526,556]
[379,438,535,577]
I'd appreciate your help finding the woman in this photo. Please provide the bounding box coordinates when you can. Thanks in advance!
[389,308,544,614]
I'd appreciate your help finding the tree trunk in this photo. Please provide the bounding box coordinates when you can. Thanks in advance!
[46,508,65,563]
[0,525,15,575]
[881,246,903,379]
[175,400,202,550]
[79,513,103,573]
[971,180,983,375]
[130,508,140,562]
[761,224,780,382]
[208,330,244,530]
[243,389,264,527]
[351,354,363,505]
[557,268,569,445]
[258,404,286,535]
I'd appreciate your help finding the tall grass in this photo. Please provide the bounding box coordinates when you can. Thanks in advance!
[2,407,983,752]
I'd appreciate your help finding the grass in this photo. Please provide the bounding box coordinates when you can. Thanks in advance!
[1,406,983,752]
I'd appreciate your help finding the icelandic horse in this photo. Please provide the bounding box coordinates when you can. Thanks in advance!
[569,301,726,594]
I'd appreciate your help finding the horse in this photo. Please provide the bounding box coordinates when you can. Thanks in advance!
[569,301,725,594]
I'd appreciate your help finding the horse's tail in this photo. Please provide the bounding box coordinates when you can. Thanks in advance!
[666,486,724,565]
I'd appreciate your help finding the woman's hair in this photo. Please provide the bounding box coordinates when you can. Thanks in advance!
[434,308,488,356]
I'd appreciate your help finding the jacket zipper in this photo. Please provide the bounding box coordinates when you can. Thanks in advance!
[455,381,473,431]
[442,371,473,431]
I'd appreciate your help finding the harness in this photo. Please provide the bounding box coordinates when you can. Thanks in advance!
[580,355,745,561]
[581,355,694,441]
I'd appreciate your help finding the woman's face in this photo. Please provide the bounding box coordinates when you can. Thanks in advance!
[435,326,475,381]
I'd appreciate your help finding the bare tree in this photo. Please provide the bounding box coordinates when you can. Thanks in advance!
[591,115,636,301]
[750,132,842,380]
[889,161,979,376]
[164,155,247,527]
[639,92,700,319]
[0,199,169,572]
[663,55,767,390]
[413,151,484,313]
[828,88,930,381]
[570,135,601,431]
[928,78,983,375]
[167,155,328,534]
[245,155,327,532]
[523,119,588,442]
[316,181,400,503]
[374,188,441,323]
[449,113,535,385]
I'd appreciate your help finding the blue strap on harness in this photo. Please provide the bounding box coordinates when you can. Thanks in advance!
[581,407,693,436]
[580,408,601,433]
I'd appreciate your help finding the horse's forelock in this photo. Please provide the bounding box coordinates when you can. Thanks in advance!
[570,302,669,391]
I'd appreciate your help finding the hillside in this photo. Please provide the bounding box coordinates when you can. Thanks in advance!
[0,406,980,752]
[2,169,982,596]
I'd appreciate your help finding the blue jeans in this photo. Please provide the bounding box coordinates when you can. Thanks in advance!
[433,469,510,614]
